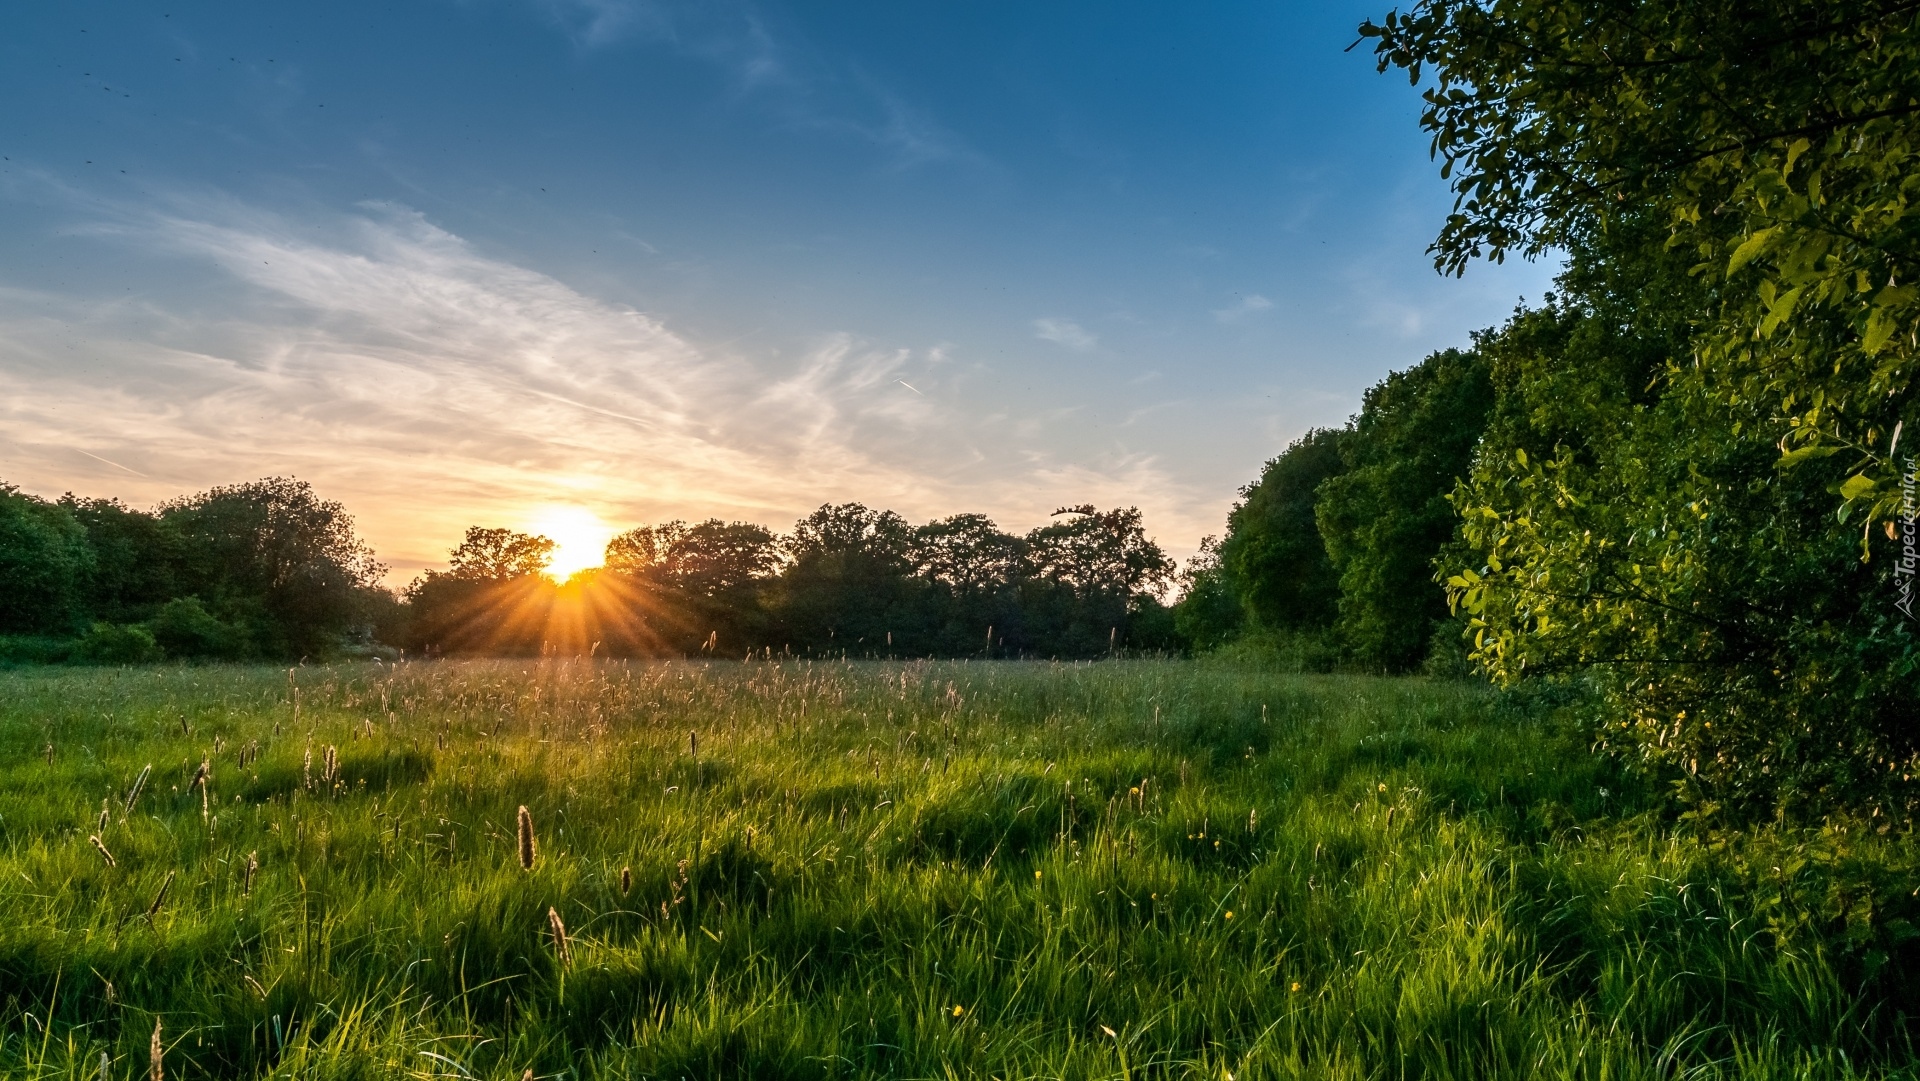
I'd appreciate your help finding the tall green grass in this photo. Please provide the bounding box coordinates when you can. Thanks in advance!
[0,659,1912,1079]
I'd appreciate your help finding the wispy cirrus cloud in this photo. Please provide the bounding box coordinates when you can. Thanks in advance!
[1212,293,1273,323]
[520,0,985,172]
[1033,317,1097,352]
[529,0,672,49]
[0,193,1210,579]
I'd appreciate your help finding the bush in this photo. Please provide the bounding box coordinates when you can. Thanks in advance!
[149,597,251,659]
[69,622,162,664]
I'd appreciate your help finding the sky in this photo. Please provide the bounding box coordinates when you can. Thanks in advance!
[0,0,1556,584]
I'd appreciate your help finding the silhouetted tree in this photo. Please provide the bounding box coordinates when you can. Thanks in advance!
[906,514,1028,654]
[1022,506,1174,655]
[403,527,553,655]
[443,527,555,580]
[603,520,779,653]
[773,504,917,653]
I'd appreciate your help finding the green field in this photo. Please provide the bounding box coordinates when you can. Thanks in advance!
[0,660,1913,1079]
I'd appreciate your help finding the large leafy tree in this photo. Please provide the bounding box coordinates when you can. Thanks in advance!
[1362,1,1920,816]
[603,520,780,653]
[0,485,92,636]
[61,497,178,624]
[1170,537,1244,651]
[910,514,1026,595]
[1217,429,1349,634]
[441,527,555,580]
[403,527,553,655]
[161,478,386,657]
[608,520,779,598]
[1360,0,1920,521]
[907,514,1029,655]
[1024,506,1174,598]
[1022,506,1176,655]
[1318,348,1493,671]
[774,504,918,651]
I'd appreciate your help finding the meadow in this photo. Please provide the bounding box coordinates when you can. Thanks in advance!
[0,659,1914,1080]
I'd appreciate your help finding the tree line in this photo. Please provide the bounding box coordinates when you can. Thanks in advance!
[0,482,1178,662]
[401,503,1177,658]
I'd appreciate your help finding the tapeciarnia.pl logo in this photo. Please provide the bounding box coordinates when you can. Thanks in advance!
[1898,447,1918,620]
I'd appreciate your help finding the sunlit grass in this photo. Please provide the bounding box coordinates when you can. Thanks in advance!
[0,659,1911,1079]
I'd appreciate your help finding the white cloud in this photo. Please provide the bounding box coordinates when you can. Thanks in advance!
[1033,317,1097,352]
[0,196,1217,580]
[1211,293,1273,323]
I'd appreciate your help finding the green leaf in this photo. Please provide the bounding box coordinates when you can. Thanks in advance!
[1864,306,1896,356]
[1758,285,1804,337]
[1840,474,1877,500]
[1783,138,1811,176]
[1728,228,1779,275]
[1872,284,1918,309]
[1775,444,1840,469]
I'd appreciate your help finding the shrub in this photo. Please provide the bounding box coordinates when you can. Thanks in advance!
[69,622,162,664]
[149,597,251,659]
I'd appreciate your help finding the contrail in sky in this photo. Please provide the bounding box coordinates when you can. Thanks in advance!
[75,448,147,477]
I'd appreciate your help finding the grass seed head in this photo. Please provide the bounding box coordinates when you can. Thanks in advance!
[517,805,538,871]
[146,870,175,921]
[124,764,152,815]
[547,905,571,966]
[149,1016,163,1081]
[89,834,116,868]
[619,866,631,894]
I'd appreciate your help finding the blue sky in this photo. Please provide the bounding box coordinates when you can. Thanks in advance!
[0,0,1554,580]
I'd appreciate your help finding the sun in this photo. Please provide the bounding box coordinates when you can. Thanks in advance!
[524,505,618,580]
